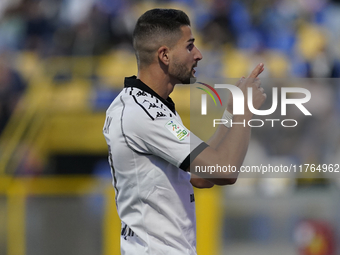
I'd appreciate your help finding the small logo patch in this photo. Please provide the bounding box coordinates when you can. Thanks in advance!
[165,119,190,141]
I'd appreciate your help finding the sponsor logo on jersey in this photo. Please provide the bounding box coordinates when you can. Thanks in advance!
[136,90,148,97]
[156,112,166,118]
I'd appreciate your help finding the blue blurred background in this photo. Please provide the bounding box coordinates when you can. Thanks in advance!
[1,0,340,254]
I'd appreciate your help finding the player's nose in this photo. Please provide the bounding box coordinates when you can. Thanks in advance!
[195,47,203,61]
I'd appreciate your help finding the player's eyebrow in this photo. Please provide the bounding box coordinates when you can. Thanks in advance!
[187,38,195,43]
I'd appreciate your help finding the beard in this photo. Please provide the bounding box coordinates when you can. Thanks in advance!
[171,61,196,84]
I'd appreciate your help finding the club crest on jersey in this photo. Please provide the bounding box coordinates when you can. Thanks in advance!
[165,119,190,141]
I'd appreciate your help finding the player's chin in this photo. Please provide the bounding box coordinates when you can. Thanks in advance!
[179,76,195,85]
[189,76,197,84]
[177,71,196,84]
[189,72,197,84]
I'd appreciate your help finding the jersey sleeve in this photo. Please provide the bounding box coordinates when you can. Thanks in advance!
[121,96,208,171]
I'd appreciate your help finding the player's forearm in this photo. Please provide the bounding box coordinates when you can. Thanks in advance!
[191,115,252,185]
[206,124,229,149]
[219,116,251,165]
[190,174,215,188]
[191,63,266,185]
[210,115,251,183]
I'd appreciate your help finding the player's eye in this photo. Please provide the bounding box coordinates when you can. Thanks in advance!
[187,44,194,51]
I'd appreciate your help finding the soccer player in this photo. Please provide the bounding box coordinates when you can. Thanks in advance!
[103,8,266,255]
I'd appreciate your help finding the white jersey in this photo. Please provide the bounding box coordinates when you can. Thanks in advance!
[103,76,207,255]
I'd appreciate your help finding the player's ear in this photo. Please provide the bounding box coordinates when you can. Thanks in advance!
[158,46,170,66]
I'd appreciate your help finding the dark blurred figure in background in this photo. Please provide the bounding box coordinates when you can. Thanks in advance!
[0,53,26,134]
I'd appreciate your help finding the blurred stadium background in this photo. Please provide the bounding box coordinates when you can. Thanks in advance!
[1,0,340,254]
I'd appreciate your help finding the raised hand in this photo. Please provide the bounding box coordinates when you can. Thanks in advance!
[228,63,266,117]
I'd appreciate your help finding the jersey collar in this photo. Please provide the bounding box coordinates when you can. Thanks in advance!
[124,76,176,115]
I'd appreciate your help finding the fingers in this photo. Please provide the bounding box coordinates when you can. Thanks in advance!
[255,86,267,108]
[248,63,264,79]
[253,77,261,88]
[240,77,261,89]
[235,76,245,87]
[236,68,266,111]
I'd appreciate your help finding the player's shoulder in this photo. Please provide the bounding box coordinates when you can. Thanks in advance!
[122,87,175,121]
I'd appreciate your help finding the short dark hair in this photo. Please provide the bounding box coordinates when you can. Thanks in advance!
[133,9,191,68]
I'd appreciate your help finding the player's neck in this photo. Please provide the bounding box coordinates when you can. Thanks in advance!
[137,67,175,100]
